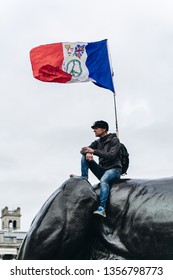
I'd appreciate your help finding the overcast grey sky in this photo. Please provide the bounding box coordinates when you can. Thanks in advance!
[1,0,173,231]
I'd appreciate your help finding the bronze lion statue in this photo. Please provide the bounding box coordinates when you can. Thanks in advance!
[18,176,173,260]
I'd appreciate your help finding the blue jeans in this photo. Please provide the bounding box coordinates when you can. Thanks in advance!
[81,155,121,209]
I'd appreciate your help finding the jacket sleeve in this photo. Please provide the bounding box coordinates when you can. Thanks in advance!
[80,140,98,155]
[93,137,120,159]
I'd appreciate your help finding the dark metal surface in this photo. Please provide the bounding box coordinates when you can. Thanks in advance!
[18,176,173,259]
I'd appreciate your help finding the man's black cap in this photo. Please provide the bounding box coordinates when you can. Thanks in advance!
[91,120,109,131]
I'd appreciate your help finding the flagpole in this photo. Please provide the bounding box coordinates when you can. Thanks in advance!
[113,91,119,138]
[106,39,119,137]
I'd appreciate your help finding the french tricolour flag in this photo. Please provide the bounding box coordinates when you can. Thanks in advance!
[30,39,115,93]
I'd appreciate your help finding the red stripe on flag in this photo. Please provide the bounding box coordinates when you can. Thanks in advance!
[30,43,72,83]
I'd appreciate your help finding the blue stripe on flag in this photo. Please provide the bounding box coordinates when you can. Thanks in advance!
[85,39,115,93]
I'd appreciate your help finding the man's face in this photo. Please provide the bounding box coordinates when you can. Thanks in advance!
[93,127,107,137]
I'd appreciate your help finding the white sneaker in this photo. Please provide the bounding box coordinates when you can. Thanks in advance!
[70,174,81,178]
[93,206,106,218]
[70,174,88,180]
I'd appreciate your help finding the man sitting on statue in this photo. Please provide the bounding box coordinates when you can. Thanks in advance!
[71,120,122,218]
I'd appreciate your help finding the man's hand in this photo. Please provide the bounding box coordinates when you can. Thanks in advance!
[81,147,94,154]
[86,153,93,161]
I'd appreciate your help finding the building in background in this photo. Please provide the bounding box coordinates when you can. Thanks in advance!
[0,207,26,260]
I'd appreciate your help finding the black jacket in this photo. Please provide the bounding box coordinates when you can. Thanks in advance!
[88,133,122,171]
